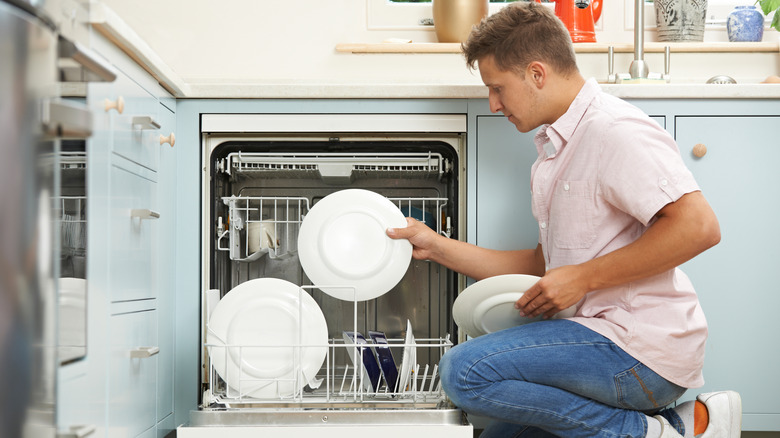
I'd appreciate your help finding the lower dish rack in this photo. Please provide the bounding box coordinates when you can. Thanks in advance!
[203,334,453,409]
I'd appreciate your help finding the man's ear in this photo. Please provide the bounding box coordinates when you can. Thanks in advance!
[526,61,547,88]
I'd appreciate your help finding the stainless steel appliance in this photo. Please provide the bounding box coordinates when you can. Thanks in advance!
[1,1,113,437]
[178,114,472,437]
[1,2,60,436]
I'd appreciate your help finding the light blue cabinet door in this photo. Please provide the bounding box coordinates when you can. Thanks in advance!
[109,65,160,172]
[108,309,158,438]
[109,160,158,302]
[475,116,539,250]
[676,116,780,431]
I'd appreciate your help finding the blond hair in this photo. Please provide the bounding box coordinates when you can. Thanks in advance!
[462,2,579,77]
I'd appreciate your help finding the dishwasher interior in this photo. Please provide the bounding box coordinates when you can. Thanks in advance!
[187,118,471,434]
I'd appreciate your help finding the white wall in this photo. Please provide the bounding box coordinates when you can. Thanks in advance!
[99,0,778,88]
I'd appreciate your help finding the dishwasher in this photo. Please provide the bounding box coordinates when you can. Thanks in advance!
[178,114,472,437]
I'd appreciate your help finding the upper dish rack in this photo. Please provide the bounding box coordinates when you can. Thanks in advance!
[216,152,449,183]
[217,194,451,262]
[59,196,87,256]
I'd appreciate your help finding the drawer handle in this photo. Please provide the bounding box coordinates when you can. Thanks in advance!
[692,143,707,158]
[58,425,97,438]
[130,346,160,359]
[131,209,161,220]
[132,116,161,130]
[160,132,176,147]
[104,96,124,114]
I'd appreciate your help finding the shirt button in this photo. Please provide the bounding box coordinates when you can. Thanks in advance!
[540,222,547,229]
[563,183,570,191]
[660,178,668,186]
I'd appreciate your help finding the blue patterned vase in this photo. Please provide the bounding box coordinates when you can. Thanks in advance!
[727,5,764,42]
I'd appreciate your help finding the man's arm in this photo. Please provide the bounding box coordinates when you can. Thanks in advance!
[516,190,720,318]
[386,218,546,280]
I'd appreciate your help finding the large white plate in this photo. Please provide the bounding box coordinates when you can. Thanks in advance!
[298,189,412,301]
[207,278,328,398]
[453,274,576,338]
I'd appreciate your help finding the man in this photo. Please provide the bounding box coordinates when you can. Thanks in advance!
[387,3,740,438]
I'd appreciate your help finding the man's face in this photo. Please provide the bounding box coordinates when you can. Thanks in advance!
[478,56,541,133]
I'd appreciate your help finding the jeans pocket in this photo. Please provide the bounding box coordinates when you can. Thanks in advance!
[614,363,687,412]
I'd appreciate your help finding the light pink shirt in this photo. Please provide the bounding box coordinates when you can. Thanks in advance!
[532,78,707,388]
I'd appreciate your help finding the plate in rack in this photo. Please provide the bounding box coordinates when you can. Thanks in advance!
[206,278,328,399]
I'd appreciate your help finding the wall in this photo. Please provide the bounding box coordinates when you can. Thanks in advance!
[98,0,779,91]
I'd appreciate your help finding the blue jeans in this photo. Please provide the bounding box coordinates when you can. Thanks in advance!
[439,319,687,438]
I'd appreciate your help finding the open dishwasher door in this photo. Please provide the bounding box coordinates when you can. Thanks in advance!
[177,114,472,437]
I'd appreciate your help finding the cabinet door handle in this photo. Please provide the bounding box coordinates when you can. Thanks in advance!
[42,99,93,139]
[131,209,161,220]
[132,116,161,130]
[160,132,176,147]
[130,346,160,358]
[57,425,97,438]
[693,143,707,158]
[58,35,118,83]
[104,96,124,114]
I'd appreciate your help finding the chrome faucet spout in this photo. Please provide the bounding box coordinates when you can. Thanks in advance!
[628,0,649,78]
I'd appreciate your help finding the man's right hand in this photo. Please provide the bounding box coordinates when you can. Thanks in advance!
[386,217,441,262]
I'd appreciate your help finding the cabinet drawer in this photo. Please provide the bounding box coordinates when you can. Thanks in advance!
[109,161,157,302]
[110,69,160,171]
[109,309,158,438]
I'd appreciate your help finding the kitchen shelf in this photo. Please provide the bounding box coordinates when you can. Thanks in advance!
[336,41,780,54]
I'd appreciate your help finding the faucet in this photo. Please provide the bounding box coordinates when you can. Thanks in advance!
[607,0,671,83]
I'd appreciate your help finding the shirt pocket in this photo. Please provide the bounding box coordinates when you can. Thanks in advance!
[550,180,597,249]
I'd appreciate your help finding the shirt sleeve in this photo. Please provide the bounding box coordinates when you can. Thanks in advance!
[596,117,700,226]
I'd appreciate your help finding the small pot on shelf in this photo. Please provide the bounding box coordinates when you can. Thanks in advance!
[726,5,765,42]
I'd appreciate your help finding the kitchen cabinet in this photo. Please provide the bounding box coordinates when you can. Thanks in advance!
[108,308,158,438]
[675,114,780,431]
[470,113,539,250]
[56,26,177,438]
[467,98,780,431]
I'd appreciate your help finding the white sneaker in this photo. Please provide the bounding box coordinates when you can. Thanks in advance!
[654,415,684,438]
[697,391,742,438]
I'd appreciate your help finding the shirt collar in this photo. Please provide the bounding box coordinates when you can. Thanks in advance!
[534,78,600,158]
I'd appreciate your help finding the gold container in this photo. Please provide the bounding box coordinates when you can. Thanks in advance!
[432,0,489,43]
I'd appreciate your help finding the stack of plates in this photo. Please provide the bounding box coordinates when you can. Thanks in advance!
[453,274,576,338]
[298,189,413,301]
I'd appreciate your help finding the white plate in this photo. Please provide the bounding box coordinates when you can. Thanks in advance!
[453,274,576,338]
[298,189,412,301]
[207,278,328,398]
[395,320,416,393]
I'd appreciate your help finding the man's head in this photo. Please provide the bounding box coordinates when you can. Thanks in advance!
[462,2,578,79]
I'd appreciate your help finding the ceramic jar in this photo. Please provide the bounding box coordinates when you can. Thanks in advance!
[727,5,765,42]
[432,0,489,43]
[654,0,708,42]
